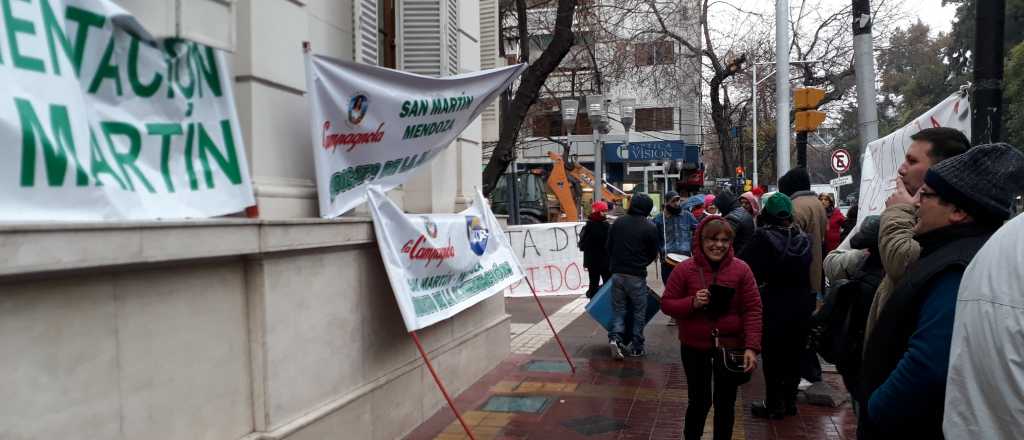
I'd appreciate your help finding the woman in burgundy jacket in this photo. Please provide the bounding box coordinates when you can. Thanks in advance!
[662,216,763,440]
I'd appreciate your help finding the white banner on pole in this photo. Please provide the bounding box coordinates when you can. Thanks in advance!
[0,0,254,221]
[504,222,589,297]
[368,187,524,331]
[856,93,970,224]
[305,54,526,218]
[848,92,971,239]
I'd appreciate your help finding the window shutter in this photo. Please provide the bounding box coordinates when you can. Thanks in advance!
[480,0,500,139]
[444,0,459,75]
[399,0,448,76]
[354,0,380,65]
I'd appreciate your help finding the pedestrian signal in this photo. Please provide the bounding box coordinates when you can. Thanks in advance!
[795,111,827,132]
[794,88,826,110]
[794,87,827,132]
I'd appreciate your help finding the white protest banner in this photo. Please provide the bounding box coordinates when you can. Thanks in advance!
[306,54,526,218]
[504,222,588,297]
[0,0,254,221]
[855,92,971,227]
[368,187,524,331]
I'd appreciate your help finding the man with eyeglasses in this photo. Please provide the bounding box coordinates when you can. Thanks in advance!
[860,144,1024,438]
[863,128,971,343]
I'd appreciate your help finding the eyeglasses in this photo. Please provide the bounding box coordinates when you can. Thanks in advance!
[918,191,941,201]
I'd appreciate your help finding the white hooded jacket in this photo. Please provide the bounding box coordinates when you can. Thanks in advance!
[943,214,1024,439]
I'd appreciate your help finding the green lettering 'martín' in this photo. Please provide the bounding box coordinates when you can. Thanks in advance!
[14,98,243,194]
[15,98,88,187]
[399,95,473,118]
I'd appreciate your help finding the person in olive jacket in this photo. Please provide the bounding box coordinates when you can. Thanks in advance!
[662,216,763,440]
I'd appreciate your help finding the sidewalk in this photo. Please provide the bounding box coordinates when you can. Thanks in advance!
[406,281,856,439]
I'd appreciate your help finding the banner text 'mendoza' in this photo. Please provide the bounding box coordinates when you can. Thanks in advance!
[16,98,242,193]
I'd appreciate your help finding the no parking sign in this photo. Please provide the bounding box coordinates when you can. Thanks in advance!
[831,149,851,174]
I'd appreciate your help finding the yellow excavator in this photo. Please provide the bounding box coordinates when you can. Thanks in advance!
[545,151,627,221]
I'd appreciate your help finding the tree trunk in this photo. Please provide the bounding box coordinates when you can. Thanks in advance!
[482,0,576,196]
[709,75,734,177]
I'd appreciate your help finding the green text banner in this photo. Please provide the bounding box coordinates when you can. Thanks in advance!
[0,0,254,221]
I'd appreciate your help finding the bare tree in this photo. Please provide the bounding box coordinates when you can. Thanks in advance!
[481,0,578,196]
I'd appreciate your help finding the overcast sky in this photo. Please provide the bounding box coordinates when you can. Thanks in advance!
[904,0,958,33]
[708,0,959,37]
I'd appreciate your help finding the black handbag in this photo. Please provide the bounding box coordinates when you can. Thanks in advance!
[698,267,752,385]
[712,328,752,385]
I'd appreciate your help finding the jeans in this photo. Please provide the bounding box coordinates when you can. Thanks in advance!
[586,268,611,299]
[609,274,648,349]
[681,345,739,440]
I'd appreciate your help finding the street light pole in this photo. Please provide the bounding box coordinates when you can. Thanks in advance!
[752,63,758,188]
[586,95,606,202]
[776,0,791,179]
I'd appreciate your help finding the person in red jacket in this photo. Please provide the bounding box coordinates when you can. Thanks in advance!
[820,193,845,252]
[662,217,763,440]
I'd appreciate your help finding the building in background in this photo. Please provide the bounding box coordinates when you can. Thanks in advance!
[0,1,504,439]
[482,0,703,196]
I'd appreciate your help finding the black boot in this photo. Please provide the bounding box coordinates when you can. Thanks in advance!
[784,399,798,416]
[750,400,785,419]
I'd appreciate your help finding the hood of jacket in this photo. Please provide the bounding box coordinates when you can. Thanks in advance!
[741,192,762,217]
[683,194,706,211]
[779,167,811,196]
[628,193,654,216]
[760,225,811,258]
[690,216,736,270]
[714,190,740,214]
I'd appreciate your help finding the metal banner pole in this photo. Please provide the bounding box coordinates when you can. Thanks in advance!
[409,331,476,440]
[525,278,577,373]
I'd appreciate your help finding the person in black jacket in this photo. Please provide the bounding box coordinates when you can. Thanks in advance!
[579,201,612,299]
[739,193,813,419]
[826,215,883,434]
[606,193,659,359]
[714,190,755,253]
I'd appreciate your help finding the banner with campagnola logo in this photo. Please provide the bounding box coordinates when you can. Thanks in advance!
[0,0,254,220]
[305,54,526,218]
[367,186,523,331]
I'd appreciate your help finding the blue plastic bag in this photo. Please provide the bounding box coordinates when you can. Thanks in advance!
[585,275,661,333]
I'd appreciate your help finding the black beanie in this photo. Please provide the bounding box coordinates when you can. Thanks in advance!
[850,215,881,251]
[778,167,811,196]
[924,143,1024,223]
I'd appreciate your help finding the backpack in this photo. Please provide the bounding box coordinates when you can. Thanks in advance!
[809,269,883,367]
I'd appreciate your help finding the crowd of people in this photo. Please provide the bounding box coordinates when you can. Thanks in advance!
[577,128,1024,440]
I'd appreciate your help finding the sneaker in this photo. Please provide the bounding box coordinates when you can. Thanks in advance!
[667,317,677,326]
[610,340,625,360]
[798,379,813,391]
[628,346,646,357]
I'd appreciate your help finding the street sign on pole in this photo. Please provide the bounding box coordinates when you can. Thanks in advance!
[830,175,854,187]
[831,149,851,174]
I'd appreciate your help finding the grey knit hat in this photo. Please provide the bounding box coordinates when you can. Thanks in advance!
[924,143,1024,222]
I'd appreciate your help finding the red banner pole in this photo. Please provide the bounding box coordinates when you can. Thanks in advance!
[409,331,476,440]
[525,278,577,374]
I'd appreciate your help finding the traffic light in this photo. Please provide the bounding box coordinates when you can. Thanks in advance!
[794,87,827,132]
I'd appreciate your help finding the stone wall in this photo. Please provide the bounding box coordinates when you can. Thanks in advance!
[0,220,510,439]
